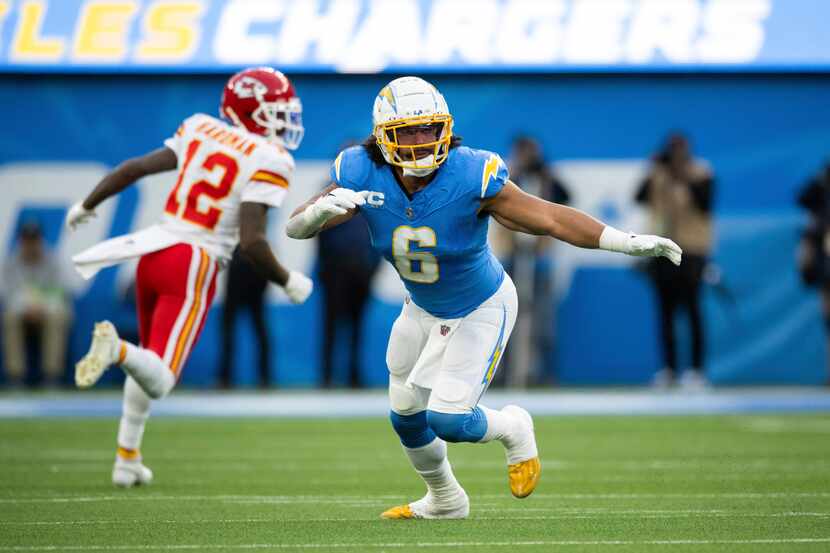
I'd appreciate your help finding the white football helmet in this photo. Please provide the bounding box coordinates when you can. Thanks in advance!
[372,76,454,177]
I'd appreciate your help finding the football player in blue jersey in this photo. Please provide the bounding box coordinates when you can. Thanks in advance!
[286,77,681,520]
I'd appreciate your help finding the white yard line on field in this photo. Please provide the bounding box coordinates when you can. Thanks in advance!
[0,519,274,526]
[2,538,830,550]
[0,495,398,504]
[491,492,830,499]
[2,491,830,504]
[2,511,829,526]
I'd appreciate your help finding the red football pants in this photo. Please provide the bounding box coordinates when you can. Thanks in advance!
[135,243,218,376]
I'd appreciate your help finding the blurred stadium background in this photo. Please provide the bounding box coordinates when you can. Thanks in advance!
[2,0,829,389]
[2,1,830,551]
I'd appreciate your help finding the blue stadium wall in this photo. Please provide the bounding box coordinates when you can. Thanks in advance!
[1,73,828,387]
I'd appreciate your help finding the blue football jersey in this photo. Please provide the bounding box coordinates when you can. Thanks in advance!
[330,145,508,318]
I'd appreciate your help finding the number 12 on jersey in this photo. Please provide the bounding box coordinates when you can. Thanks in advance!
[393,226,439,284]
[165,139,239,230]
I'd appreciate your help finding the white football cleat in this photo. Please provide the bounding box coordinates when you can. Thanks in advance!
[112,457,153,488]
[75,321,120,389]
[502,405,541,498]
[381,489,469,520]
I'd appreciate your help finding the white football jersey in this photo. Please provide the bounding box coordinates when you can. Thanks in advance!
[159,113,294,261]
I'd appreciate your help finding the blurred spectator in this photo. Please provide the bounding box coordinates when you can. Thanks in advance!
[1,221,71,387]
[218,246,270,388]
[797,161,830,385]
[495,136,570,387]
[636,133,714,390]
[318,202,380,389]
[509,136,571,207]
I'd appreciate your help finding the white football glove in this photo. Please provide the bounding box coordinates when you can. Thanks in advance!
[599,226,683,266]
[628,234,683,266]
[65,202,96,231]
[283,270,313,305]
[286,188,370,239]
[307,188,369,223]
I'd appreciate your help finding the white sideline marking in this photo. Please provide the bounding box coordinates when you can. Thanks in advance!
[2,538,830,550]
[2,512,829,526]
[3,388,830,417]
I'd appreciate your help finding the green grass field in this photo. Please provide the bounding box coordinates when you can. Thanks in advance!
[2,414,830,552]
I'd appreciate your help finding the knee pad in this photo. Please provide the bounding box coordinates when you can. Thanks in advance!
[426,408,487,444]
[389,410,436,449]
[430,375,475,412]
[389,379,422,415]
[386,315,423,378]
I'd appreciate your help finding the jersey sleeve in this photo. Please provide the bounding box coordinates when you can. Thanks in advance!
[329,146,370,191]
[241,152,294,208]
[163,113,202,156]
[163,122,185,153]
[478,151,509,200]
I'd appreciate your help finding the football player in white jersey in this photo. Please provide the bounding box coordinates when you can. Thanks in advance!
[65,67,312,487]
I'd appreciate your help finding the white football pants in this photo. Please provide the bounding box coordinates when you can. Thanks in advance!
[387,274,518,415]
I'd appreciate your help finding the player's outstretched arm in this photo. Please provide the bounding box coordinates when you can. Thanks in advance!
[285,184,368,239]
[239,202,312,304]
[483,180,682,265]
[66,147,178,230]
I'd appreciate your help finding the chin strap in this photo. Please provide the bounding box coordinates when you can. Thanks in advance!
[402,166,437,177]
[380,145,441,177]
[401,154,439,177]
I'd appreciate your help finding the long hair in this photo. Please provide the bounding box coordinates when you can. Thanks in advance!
[361,134,463,166]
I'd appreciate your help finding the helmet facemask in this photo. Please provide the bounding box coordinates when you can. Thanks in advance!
[224,96,304,150]
[374,114,453,176]
[252,97,304,150]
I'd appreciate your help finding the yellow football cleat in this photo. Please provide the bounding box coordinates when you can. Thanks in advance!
[380,504,415,519]
[381,491,469,519]
[508,456,541,498]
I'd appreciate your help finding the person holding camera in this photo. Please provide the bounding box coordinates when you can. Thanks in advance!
[636,133,714,389]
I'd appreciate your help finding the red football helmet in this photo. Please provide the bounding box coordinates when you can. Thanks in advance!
[220,67,304,150]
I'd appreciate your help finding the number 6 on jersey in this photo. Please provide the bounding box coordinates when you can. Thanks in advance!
[393,226,439,284]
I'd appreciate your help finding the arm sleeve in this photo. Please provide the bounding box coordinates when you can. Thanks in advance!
[480,152,509,200]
